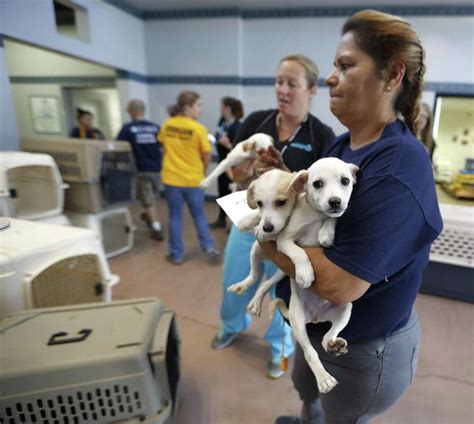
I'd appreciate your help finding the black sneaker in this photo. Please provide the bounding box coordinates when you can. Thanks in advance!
[274,417,301,424]
[151,228,164,241]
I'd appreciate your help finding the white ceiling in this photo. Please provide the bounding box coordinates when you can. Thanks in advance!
[120,0,474,12]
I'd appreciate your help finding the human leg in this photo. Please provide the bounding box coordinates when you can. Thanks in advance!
[137,173,163,240]
[263,261,294,370]
[213,227,260,341]
[164,185,184,261]
[182,187,217,255]
[289,311,420,424]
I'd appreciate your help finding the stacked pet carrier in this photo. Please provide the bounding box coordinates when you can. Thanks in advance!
[421,203,474,302]
[21,137,137,258]
[0,151,69,224]
[0,217,119,321]
[0,298,180,424]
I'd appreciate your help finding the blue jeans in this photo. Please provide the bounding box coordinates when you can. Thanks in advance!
[164,185,216,261]
[219,225,294,361]
[293,311,421,423]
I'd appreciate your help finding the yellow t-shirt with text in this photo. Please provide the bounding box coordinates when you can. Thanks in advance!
[158,116,211,187]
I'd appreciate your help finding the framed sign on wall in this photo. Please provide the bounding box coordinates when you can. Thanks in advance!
[29,96,62,134]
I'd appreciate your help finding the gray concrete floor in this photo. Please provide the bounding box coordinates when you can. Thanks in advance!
[110,202,474,424]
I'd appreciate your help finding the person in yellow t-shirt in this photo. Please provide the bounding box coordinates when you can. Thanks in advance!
[158,90,219,265]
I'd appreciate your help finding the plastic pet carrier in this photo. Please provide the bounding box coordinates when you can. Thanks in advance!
[0,218,119,321]
[21,137,136,213]
[0,151,67,220]
[67,206,136,258]
[0,298,180,424]
[421,203,474,302]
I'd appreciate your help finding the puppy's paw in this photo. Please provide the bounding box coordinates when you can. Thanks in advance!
[295,266,314,289]
[317,372,338,394]
[325,338,348,356]
[318,231,335,247]
[227,281,251,295]
[247,298,262,316]
[237,221,254,233]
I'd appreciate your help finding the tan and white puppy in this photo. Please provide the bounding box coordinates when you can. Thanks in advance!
[199,133,273,189]
[229,157,358,393]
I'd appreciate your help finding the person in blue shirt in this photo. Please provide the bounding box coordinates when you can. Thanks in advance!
[259,10,443,424]
[117,100,164,241]
[210,97,244,229]
[210,54,336,380]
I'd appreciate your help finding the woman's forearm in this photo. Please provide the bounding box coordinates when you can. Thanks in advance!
[259,241,370,305]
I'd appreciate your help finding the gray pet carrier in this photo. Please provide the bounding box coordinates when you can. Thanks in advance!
[21,137,136,213]
[0,298,180,424]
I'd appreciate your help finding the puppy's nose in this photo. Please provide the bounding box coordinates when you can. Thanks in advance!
[263,223,274,233]
[328,197,341,209]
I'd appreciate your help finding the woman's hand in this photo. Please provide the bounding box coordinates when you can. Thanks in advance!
[256,145,289,175]
[229,158,256,183]
[259,240,370,305]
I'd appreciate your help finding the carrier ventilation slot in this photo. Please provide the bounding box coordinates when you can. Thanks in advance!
[3,384,144,424]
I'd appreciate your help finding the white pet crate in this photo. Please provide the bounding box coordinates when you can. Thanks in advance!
[35,213,71,226]
[0,298,180,424]
[21,137,135,213]
[0,151,67,220]
[421,203,474,301]
[0,218,119,321]
[67,206,136,258]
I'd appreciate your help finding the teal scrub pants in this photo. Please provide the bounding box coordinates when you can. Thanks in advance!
[219,225,294,361]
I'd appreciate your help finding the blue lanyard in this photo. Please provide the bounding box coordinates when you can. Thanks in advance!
[280,115,308,157]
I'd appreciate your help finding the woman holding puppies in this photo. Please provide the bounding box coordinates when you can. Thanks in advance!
[211,54,335,379]
[261,10,443,424]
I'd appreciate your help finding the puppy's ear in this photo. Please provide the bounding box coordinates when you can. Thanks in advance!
[349,164,359,183]
[286,170,308,195]
[242,140,256,153]
[247,181,258,209]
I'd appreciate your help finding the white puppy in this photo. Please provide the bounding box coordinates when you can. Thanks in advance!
[199,133,273,189]
[228,157,358,393]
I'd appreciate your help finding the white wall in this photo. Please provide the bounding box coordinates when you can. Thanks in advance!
[144,14,473,137]
[1,0,147,74]
[145,17,242,75]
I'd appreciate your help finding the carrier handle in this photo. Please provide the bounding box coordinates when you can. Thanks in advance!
[47,329,92,346]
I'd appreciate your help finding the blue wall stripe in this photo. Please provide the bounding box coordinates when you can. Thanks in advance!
[116,69,148,83]
[104,2,474,20]
[10,73,474,95]
[241,5,474,19]
[145,7,241,20]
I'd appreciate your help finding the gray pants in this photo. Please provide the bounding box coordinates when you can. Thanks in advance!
[292,311,420,424]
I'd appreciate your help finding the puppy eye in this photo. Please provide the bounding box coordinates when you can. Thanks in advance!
[313,180,323,189]
[256,201,263,208]
[341,177,350,186]
[275,199,287,207]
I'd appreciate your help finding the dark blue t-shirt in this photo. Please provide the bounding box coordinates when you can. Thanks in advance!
[117,119,161,173]
[309,120,443,342]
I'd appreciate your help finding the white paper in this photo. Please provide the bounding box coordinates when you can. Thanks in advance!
[216,190,254,226]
